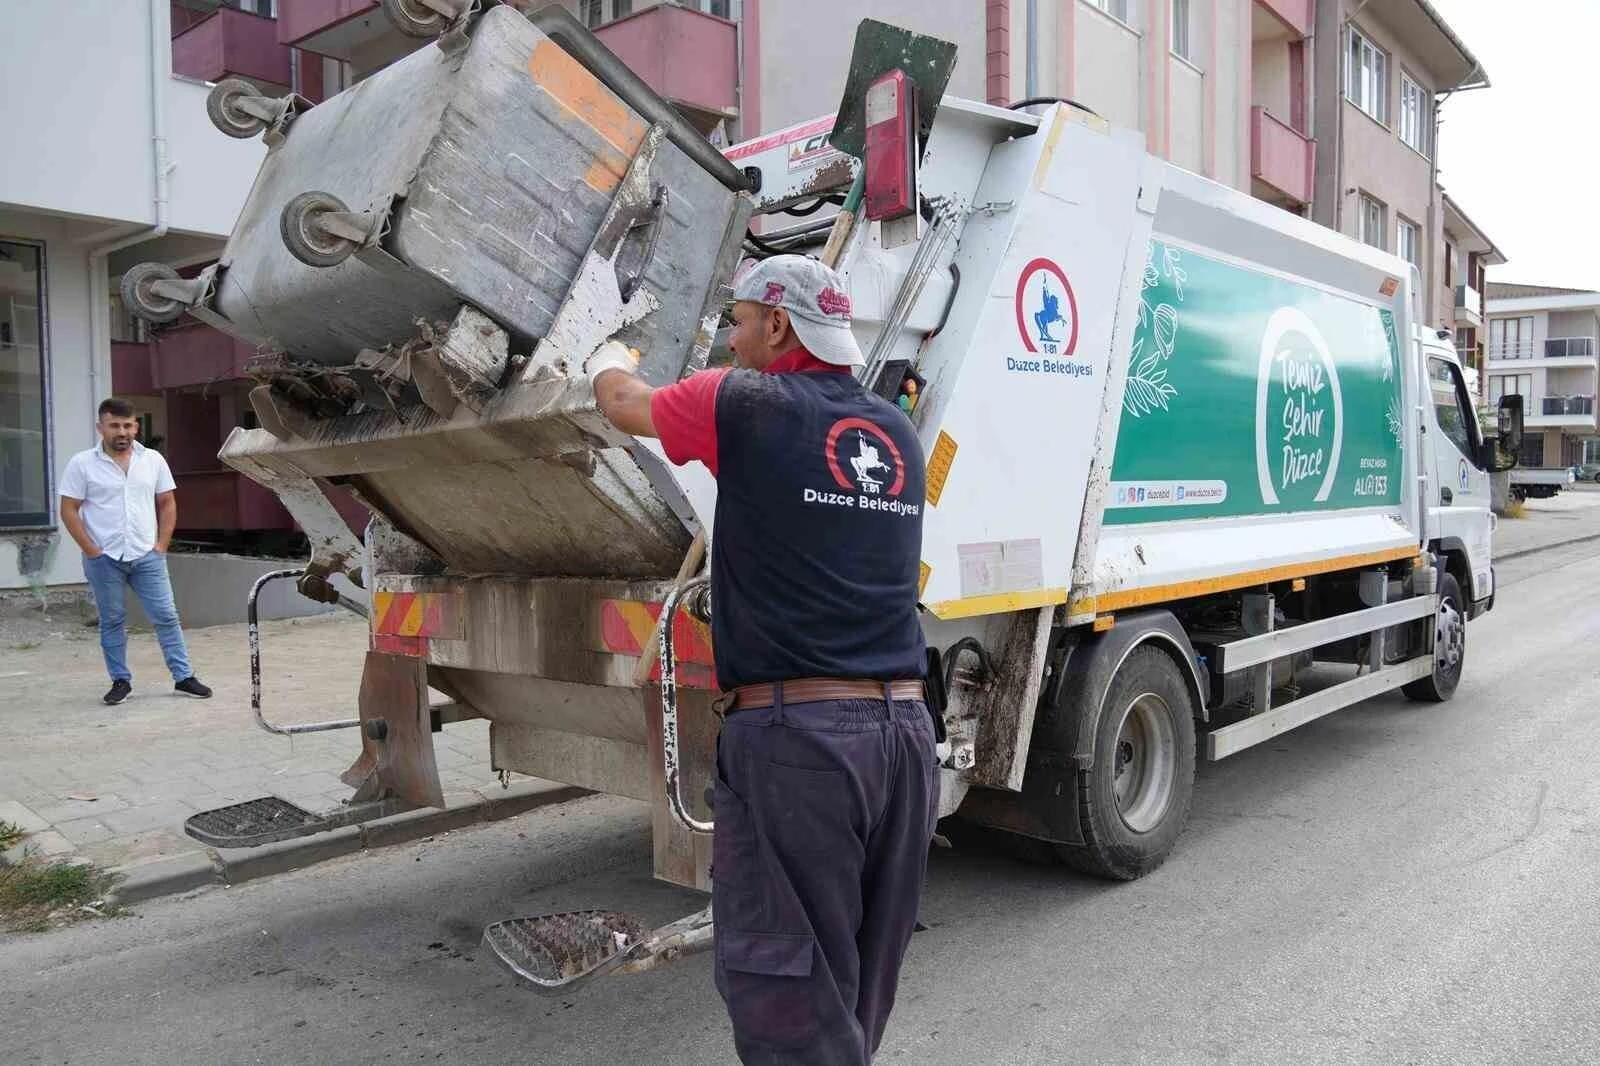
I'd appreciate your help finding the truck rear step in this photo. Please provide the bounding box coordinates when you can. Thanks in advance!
[183,795,412,849]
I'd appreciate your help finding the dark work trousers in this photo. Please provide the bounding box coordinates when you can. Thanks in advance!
[711,686,940,1065]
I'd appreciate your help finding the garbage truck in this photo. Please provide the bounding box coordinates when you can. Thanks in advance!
[122,1,1524,989]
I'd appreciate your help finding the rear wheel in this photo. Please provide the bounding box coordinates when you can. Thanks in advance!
[1403,573,1465,703]
[1055,646,1196,880]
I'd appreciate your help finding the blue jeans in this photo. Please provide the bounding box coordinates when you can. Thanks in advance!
[83,551,193,683]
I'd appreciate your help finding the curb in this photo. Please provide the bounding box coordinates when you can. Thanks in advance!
[106,780,589,907]
[1494,530,1600,563]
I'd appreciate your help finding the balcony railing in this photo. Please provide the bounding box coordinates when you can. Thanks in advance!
[1488,338,1599,362]
[172,7,293,89]
[1250,107,1315,206]
[1454,284,1482,312]
[1542,395,1595,416]
[1545,336,1596,359]
[594,5,739,127]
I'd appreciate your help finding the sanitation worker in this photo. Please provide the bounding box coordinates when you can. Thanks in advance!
[583,254,938,1064]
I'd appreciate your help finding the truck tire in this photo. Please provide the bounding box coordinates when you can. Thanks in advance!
[1055,646,1196,880]
[1403,573,1465,703]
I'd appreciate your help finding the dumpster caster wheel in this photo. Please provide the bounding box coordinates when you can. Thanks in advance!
[120,262,187,325]
[207,78,271,139]
[281,191,360,268]
[381,0,456,37]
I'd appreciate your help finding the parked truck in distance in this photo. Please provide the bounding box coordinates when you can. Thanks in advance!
[120,3,1526,989]
[1511,465,1575,499]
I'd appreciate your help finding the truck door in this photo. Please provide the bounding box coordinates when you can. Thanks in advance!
[1425,351,1493,602]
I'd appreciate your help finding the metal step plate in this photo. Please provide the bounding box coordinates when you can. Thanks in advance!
[483,910,647,991]
[184,796,324,849]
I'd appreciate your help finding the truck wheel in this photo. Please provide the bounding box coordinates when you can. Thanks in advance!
[1055,647,1196,881]
[1403,573,1465,703]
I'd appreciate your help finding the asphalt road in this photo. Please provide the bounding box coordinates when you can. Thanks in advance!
[6,544,1600,1065]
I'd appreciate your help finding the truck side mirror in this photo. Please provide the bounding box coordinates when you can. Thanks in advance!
[1488,394,1525,472]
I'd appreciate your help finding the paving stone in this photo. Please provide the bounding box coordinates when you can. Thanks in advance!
[54,817,118,846]
[30,795,131,824]
[0,800,50,833]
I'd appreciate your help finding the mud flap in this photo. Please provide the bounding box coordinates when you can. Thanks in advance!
[340,650,445,808]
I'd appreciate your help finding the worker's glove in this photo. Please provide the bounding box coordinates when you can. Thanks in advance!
[583,340,641,389]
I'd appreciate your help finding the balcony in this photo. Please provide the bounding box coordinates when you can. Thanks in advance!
[172,7,293,90]
[111,341,157,395]
[1488,337,1600,369]
[1250,107,1315,206]
[1454,283,1483,327]
[277,0,382,58]
[594,5,739,132]
[1253,0,1312,39]
[1529,395,1599,430]
[150,322,257,390]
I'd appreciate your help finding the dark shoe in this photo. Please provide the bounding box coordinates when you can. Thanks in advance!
[104,679,132,706]
[175,677,213,699]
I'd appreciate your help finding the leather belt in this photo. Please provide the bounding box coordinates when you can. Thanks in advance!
[728,677,926,711]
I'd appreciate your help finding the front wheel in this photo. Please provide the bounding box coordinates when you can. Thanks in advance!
[1403,573,1465,703]
[1055,646,1197,880]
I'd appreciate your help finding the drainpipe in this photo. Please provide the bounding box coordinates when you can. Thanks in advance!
[1025,0,1038,98]
[82,0,171,415]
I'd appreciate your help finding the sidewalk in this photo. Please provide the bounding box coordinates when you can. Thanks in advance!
[0,609,576,905]
[1493,483,1600,558]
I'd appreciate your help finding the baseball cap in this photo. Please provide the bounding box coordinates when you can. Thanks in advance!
[731,254,864,367]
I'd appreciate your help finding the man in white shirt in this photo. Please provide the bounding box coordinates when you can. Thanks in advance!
[59,398,212,706]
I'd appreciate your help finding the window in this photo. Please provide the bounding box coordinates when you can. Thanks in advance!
[230,0,276,15]
[1399,74,1430,155]
[613,0,632,17]
[1345,26,1388,124]
[1397,217,1420,268]
[705,0,731,17]
[1428,357,1480,458]
[1358,194,1386,250]
[0,239,49,528]
[1490,316,1534,360]
[1086,0,1132,24]
[1171,0,1192,61]
[1519,435,1544,468]
[581,0,604,27]
[1488,373,1531,404]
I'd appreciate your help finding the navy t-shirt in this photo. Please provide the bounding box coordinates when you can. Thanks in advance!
[650,349,927,690]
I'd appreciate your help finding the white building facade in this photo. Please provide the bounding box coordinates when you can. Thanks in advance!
[1485,285,1600,470]
[0,0,264,590]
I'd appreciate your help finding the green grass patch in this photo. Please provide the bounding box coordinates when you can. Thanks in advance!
[0,821,23,851]
[0,853,120,934]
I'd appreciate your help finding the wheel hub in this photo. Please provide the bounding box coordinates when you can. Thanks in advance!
[1111,693,1177,834]
[1436,597,1464,672]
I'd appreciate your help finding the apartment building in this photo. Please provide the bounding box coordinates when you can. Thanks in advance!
[1441,192,1504,399]
[1312,0,1490,330]
[1485,285,1600,471]
[0,0,275,591]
